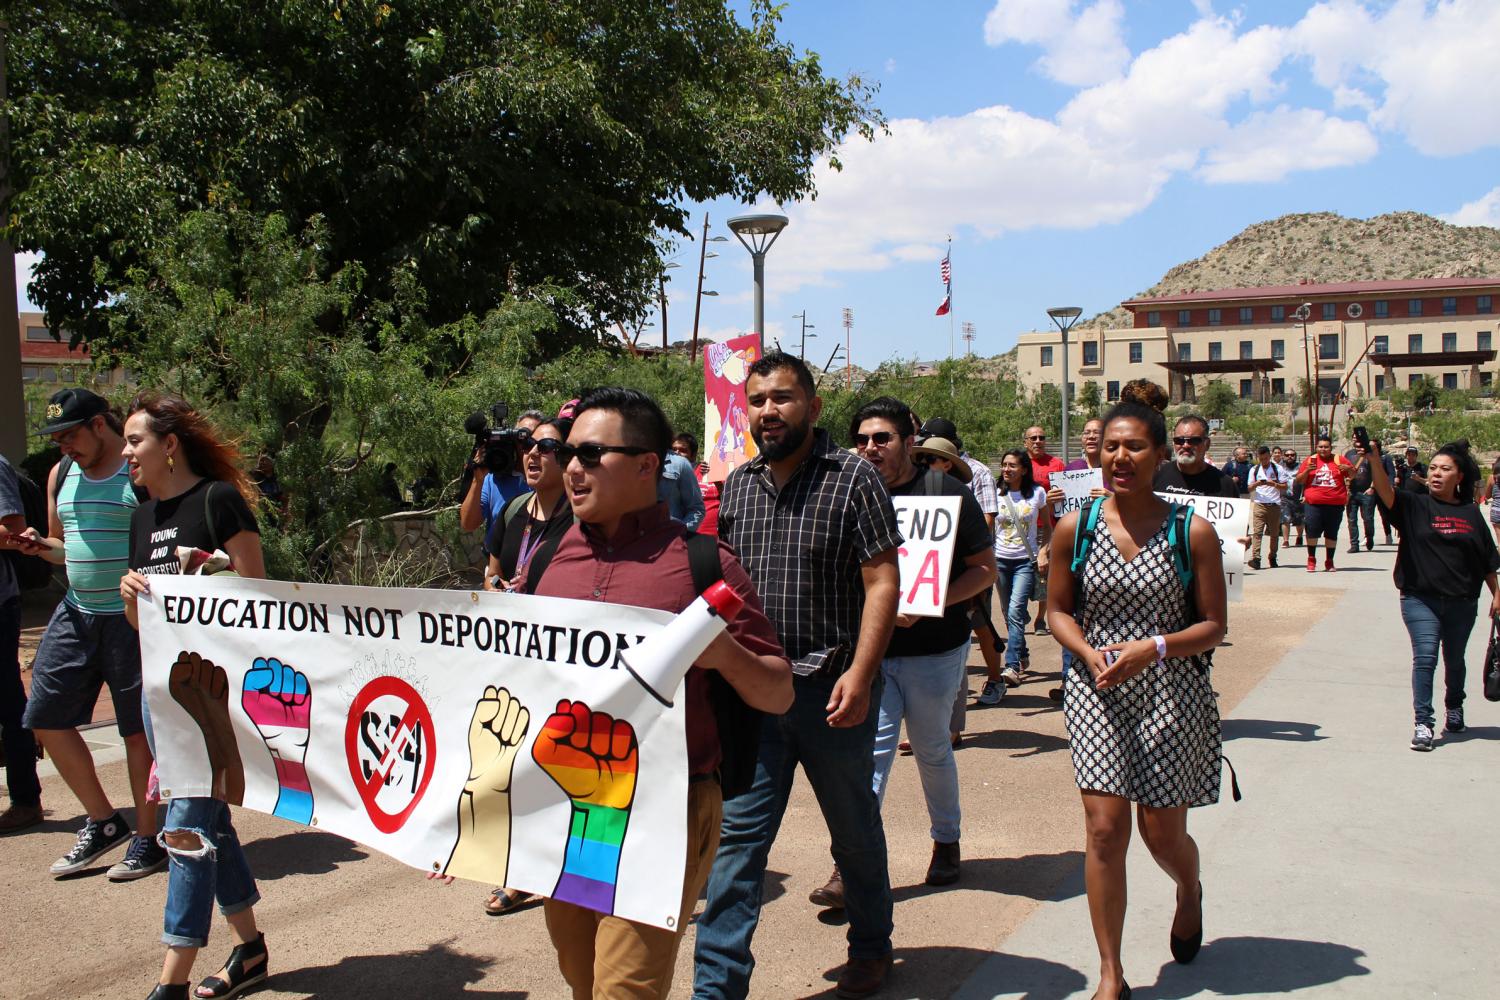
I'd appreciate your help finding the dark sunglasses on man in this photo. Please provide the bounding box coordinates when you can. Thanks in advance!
[1172,435,1208,447]
[853,431,898,448]
[561,442,652,467]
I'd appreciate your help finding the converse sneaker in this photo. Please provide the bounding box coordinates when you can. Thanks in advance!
[1000,667,1022,687]
[50,812,132,876]
[107,834,169,881]
[1444,708,1465,734]
[1410,724,1435,752]
[976,680,1005,705]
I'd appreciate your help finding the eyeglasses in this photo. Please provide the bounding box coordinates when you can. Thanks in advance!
[854,431,898,448]
[522,437,567,457]
[1172,435,1208,447]
[1026,435,1047,441]
[564,442,652,467]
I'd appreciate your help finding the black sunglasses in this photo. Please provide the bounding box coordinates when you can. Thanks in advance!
[853,431,898,448]
[1026,434,1047,441]
[522,437,567,456]
[1172,435,1208,447]
[565,442,651,467]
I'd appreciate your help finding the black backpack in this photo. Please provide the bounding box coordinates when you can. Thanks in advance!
[523,528,762,799]
[5,466,52,591]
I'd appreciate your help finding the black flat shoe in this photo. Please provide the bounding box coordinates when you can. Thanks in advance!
[1170,882,1204,964]
[195,933,268,999]
[1120,985,1132,1000]
[146,986,189,1000]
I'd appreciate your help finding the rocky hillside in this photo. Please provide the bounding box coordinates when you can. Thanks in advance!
[1084,211,1500,329]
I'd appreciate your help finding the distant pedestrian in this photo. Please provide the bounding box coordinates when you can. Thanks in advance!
[1295,436,1356,572]
[1046,380,1228,1000]
[659,447,707,531]
[1024,426,1065,637]
[1367,440,1500,751]
[1247,446,1287,569]
[1221,447,1253,496]
[1485,456,1500,547]
[0,453,44,832]
[1280,449,1305,547]
[994,450,1050,686]
[671,433,720,536]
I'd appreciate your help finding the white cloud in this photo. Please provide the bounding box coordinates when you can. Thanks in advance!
[1443,186,1500,227]
[1197,107,1378,183]
[884,57,897,74]
[984,0,1130,87]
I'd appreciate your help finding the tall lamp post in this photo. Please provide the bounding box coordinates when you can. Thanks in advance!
[794,311,817,359]
[727,212,789,353]
[690,216,729,361]
[1047,306,1082,463]
[1294,302,1315,454]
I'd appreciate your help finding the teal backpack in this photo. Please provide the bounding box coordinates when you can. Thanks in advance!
[1070,496,1200,624]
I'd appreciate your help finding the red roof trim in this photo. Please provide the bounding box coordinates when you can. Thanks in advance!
[1123,276,1500,310]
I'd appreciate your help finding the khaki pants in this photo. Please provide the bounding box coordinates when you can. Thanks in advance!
[1250,501,1282,562]
[545,779,723,999]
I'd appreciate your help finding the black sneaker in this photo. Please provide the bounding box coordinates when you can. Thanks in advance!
[1445,708,1465,734]
[1411,724,1435,752]
[50,812,132,876]
[107,834,168,881]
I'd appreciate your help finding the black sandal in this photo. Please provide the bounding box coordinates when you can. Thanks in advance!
[146,985,189,1000]
[194,932,268,999]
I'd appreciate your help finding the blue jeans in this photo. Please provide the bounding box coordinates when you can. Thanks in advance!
[872,643,965,843]
[1346,492,1376,547]
[994,557,1035,667]
[1400,593,1479,728]
[160,796,260,947]
[692,674,892,999]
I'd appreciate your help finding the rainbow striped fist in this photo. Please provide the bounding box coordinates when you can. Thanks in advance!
[242,657,314,824]
[533,700,639,913]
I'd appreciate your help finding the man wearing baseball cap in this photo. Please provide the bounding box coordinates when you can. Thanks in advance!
[14,389,164,880]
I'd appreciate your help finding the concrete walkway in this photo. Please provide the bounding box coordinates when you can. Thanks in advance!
[954,545,1500,1000]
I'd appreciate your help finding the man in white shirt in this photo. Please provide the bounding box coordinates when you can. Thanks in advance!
[1247,445,1287,569]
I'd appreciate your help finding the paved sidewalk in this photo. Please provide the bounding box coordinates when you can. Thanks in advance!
[954,547,1500,999]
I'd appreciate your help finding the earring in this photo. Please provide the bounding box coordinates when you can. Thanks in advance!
[167,454,175,473]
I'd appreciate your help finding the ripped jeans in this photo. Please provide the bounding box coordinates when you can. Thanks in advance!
[160,796,260,947]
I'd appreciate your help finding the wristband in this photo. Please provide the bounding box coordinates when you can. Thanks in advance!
[1151,634,1167,665]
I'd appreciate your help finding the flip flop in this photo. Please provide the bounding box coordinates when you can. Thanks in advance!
[484,887,537,916]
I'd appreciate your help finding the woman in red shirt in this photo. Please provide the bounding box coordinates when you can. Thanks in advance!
[1294,435,1357,573]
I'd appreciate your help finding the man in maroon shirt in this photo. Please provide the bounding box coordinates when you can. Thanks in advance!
[529,387,793,999]
[1024,425,1066,635]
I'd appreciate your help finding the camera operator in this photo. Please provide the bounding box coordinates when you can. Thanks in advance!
[459,409,544,537]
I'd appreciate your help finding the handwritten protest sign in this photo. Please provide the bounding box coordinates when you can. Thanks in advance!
[1053,467,1104,519]
[704,333,761,482]
[1155,492,1250,601]
[893,496,963,617]
[139,575,691,930]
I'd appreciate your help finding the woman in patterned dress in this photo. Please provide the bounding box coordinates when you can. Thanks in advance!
[1045,380,1228,1000]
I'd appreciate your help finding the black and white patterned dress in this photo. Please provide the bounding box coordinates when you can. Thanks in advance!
[1064,510,1222,808]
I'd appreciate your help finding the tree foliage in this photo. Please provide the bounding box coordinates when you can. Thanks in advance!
[1196,379,1239,421]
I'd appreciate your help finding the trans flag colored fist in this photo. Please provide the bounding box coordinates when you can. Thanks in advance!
[532,700,639,914]
[443,686,530,885]
[242,657,314,824]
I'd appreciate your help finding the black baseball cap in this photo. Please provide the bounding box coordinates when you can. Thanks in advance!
[918,417,963,452]
[35,388,110,436]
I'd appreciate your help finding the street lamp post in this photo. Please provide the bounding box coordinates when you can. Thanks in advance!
[690,215,729,361]
[1047,306,1083,463]
[794,311,817,359]
[727,212,789,353]
[1294,302,1314,454]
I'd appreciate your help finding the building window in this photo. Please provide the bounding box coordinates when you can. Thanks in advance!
[1373,335,1389,354]
[1479,295,1492,314]
[1409,299,1423,317]
[1129,341,1142,363]
[1208,341,1222,361]
[21,366,37,381]
[1318,333,1338,360]
[1443,373,1458,390]
[1442,296,1457,315]
[1272,377,1285,397]
[1177,309,1192,327]
[1479,331,1492,352]
[1375,374,1385,394]
[1040,346,1053,366]
[1147,311,1160,327]
[25,325,55,342]
[1270,305,1286,322]
[1239,340,1253,360]
[1239,306,1253,324]
[60,369,75,382]
[1178,343,1192,362]
[1480,371,1493,387]
[1321,302,1336,321]
[1208,308,1222,325]
[41,368,57,381]
[1106,380,1120,402]
[1082,341,1099,366]
[1408,373,1421,387]
[1271,339,1285,360]
[1374,300,1389,318]
[1442,332,1458,352]
[1408,333,1423,353]
[1239,379,1253,399]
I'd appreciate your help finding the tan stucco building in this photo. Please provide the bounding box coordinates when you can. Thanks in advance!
[1016,277,1499,404]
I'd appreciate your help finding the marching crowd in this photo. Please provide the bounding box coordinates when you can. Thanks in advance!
[1,356,1497,1000]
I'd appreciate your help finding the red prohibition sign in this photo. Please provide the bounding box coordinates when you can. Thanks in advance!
[344,676,437,834]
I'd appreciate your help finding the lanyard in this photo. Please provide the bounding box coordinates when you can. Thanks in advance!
[516,494,570,573]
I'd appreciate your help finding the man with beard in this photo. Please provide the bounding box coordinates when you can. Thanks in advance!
[1023,426,1066,636]
[1152,415,1239,498]
[693,352,902,1000]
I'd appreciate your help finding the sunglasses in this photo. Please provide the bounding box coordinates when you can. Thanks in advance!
[1172,435,1208,447]
[564,442,652,467]
[854,431,898,448]
[1027,435,1047,441]
[522,437,567,457]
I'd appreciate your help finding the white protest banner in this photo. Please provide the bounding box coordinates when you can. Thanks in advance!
[138,575,691,930]
[1155,492,1250,601]
[893,496,963,617]
[1053,467,1104,519]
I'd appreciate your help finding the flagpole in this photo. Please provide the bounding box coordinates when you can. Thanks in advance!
[947,236,954,360]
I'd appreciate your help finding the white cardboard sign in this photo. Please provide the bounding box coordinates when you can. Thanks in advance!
[893,496,963,617]
[1155,492,1249,601]
[1053,467,1104,519]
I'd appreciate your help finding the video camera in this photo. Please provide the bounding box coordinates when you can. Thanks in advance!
[464,402,529,479]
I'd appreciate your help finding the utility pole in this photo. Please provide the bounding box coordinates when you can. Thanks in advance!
[794,311,815,360]
[962,321,975,358]
[842,308,853,389]
[659,274,668,349]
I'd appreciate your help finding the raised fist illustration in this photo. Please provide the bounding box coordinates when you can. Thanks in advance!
[442,686,530,885]
[242,657,313,824]
[532,700,639,812]
[169,651,245,805]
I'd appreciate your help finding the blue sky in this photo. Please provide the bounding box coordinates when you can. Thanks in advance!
[17,1,1500,369]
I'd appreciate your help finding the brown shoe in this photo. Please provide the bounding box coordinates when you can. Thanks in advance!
[925,840,961,886]
[0,803,43,833]
[808,865,844,909]
[835,953,893,998]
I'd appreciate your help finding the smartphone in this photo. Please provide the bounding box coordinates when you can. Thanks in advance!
[1352,426,1370,450]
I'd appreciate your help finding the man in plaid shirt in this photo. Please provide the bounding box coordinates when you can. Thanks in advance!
[693,352,902,1000]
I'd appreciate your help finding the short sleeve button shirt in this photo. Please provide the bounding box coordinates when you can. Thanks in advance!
[719,429,902,677]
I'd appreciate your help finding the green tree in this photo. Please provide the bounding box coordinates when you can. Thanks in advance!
[8,0,882,349]
[1074,380,1103,420]
[1197,379,1239,421]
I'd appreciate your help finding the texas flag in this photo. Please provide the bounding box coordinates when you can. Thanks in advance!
[934,294,950,316]
[934,251,951,315]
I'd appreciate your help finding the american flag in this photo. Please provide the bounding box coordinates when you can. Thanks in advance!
[940,253,951,287]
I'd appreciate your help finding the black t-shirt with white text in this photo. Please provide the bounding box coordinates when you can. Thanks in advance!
[886,469,993,658]
[1153,462,1239,498]
[130,479,259,576]
[1389,490,1500,599]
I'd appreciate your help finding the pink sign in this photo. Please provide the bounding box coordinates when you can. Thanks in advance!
[703,334,761,482]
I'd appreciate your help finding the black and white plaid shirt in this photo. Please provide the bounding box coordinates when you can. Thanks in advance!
[719,429,902,677]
